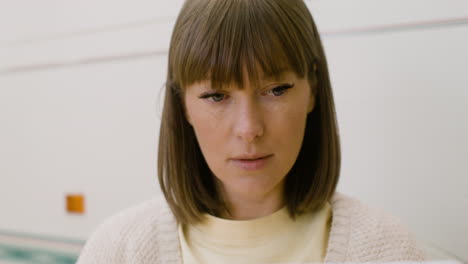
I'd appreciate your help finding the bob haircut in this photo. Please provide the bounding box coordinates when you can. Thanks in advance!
[158,0,341,224]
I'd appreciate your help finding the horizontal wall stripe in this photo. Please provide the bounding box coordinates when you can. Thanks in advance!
[323,15,468,37]
[3,16,175,47]
[1,16,467,75]
[0,50,166,76]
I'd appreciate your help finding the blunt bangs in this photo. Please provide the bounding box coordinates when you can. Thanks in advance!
[169,0,317,91]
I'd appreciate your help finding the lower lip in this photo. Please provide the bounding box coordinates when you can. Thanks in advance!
[231,155,273,171]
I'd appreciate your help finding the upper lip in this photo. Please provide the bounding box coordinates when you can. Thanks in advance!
[231,154,273,160]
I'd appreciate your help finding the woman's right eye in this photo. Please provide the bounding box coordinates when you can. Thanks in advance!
[199,92,226,102]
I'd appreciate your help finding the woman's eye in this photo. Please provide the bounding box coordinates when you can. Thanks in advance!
[199,92,226,102]
[269,83,295,96]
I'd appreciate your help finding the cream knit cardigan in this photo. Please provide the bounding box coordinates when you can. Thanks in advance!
[77,192,426,263]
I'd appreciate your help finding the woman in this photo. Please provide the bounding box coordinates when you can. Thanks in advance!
[78,0,426,263]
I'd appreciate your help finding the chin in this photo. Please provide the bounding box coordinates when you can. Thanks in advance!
[225,174,285,197]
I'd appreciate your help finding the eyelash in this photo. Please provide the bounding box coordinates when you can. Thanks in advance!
[199,83,295,103]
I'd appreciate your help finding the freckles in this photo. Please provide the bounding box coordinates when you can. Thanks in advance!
[262,99,289,116]
[191,106,225,136]
[271,102,308,138]
[267,100,307,121]
[205,108,224,128]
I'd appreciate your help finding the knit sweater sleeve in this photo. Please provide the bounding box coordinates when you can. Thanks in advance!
[76,209,133,264]
[345,195,427,261]
[76,196,181,264]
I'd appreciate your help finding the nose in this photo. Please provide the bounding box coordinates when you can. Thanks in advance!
[234,98,264,143]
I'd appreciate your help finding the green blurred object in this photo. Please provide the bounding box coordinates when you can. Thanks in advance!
[0,243,78,264]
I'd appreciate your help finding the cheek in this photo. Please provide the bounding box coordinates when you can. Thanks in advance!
[269,101,309,163]
[186,103,226,165]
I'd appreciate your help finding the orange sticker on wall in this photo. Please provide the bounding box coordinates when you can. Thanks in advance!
[66,194,85,214]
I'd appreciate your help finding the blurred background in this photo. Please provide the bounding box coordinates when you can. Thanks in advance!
[0,0,467,263]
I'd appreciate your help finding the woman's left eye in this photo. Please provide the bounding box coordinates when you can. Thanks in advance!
[268,83,295,96]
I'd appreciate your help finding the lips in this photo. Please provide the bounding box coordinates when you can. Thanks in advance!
[232,153,272,160]
[230,154,273,171]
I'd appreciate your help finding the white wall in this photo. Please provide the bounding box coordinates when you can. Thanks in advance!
[1,0,467,260]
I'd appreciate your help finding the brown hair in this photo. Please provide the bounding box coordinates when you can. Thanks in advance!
[158,0,341,224]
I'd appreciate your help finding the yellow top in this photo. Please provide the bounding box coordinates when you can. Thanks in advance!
[178,202,332,264]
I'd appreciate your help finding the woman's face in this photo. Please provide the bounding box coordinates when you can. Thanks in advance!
[184,70,315,204]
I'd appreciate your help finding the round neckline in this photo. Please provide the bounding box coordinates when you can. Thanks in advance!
[190,206,291,244]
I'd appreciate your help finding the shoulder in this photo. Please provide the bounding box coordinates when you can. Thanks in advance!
[327,192,426,262]
[77,196,179,264]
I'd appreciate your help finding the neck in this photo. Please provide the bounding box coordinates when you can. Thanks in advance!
[220,187,285,220]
